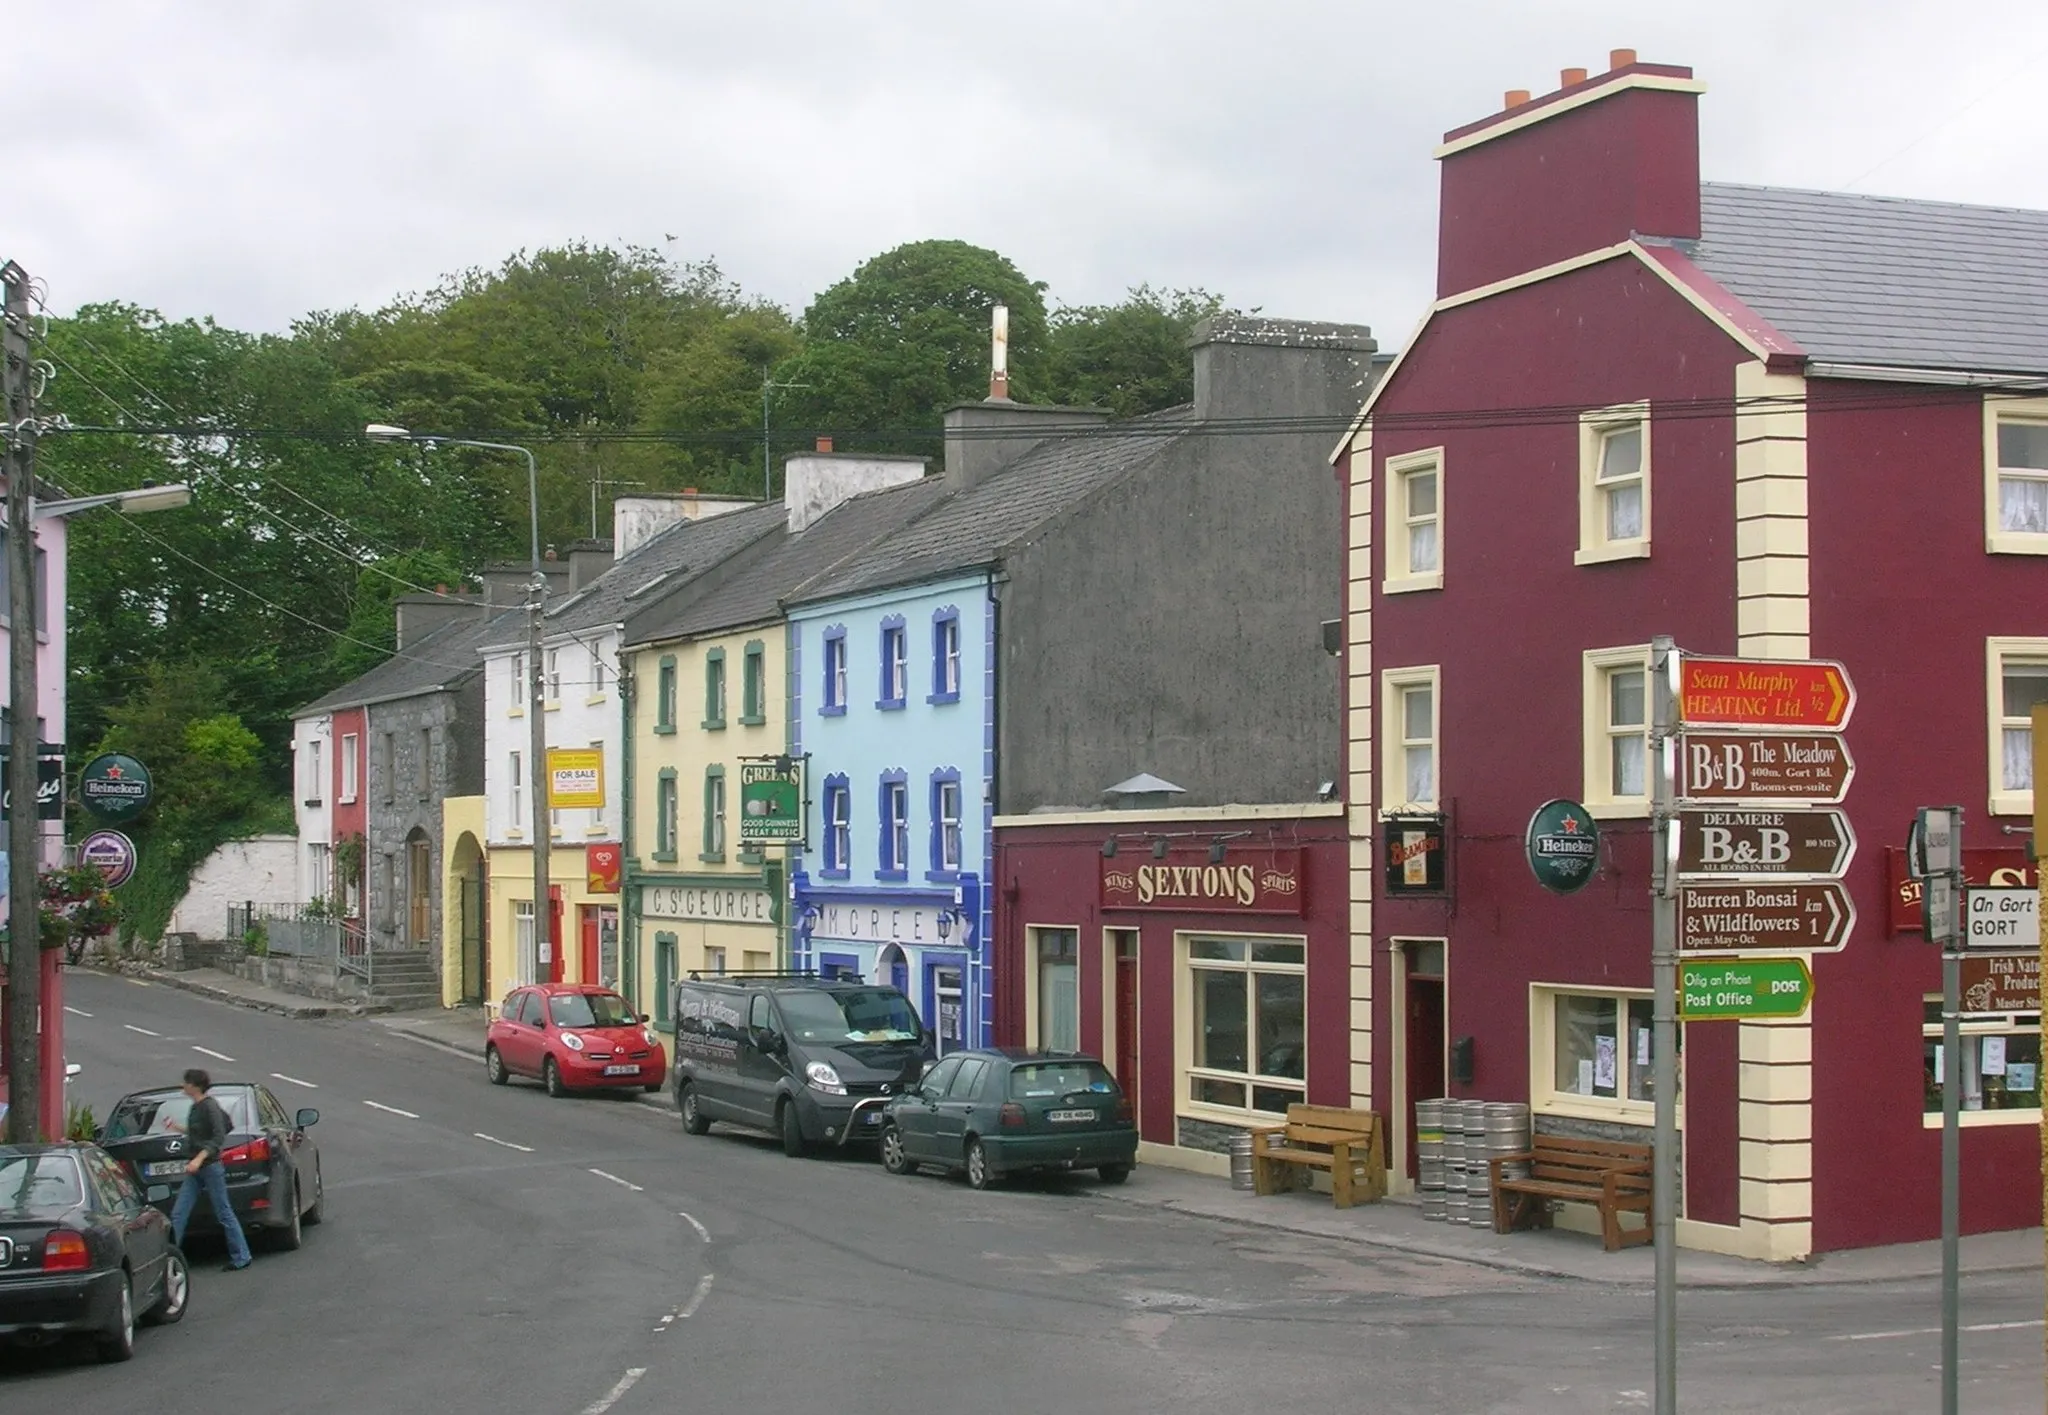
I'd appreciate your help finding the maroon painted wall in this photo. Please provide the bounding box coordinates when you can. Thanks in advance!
[1807,381,2046,1248]
[993,824,1349,1149]
[1437,69,1701,298]
[330,707,367,907]
[1359,256,1745,1227]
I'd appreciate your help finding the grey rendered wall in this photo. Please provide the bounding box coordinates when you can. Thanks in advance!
[997,342,1367,812]
[365,690,461,955]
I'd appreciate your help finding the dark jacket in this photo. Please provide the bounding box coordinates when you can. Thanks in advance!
[186,1094,232,1165]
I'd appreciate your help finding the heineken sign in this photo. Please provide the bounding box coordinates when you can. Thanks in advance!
[79,752,153,823]
[1525,798,1600,895]
[739,759,803,843]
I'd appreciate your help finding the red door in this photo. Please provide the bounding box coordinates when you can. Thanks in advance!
[1405,976,1446,1179]
[547,888,565,984]
[579,907,600,986]
[1112,931,1139,1111]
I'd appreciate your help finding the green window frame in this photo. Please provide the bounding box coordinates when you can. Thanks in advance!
[704,647,728,730]
[654,767,678,863]
[654,931,678,1026]
[655,656,677,734]
[700,764,727,862]
[740,640,767,725]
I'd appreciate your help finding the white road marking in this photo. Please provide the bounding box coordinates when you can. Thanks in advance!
[678,1210,710,1243]
[1835,1318,2045,1341]
[579,1368,646,1415]
[363,1100,420,1119]
[475,1132,534,1152]
[655,1273,715,1333]
[271,1072,319,1089]
[125,977,150,987]
[192,1045,236,1062]
[123,1024,161,1037]
[63,1006,92,1018]
[588,1168,643,1192]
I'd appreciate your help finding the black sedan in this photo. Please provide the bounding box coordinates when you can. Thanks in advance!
[97,1082,324,1251]
[0,1142,190,1362]
[879,1049,1137,1189]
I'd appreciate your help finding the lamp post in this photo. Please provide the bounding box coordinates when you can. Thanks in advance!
[365,425,551,982]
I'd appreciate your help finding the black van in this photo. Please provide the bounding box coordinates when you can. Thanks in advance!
[670,972,930,1156]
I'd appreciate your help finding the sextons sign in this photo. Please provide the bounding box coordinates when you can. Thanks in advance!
[1099,847,1304,915]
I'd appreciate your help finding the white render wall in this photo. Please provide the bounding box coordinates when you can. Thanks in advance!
[482,628,623,846]
[291,714,333,901]
[168,834,300,937]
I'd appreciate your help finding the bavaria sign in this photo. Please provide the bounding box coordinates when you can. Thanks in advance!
[78,752,152,823]
[1678,733,1854,804]
[1680,957,1814,1020]
[78,829,137,889]
[1677,880,1855,955]
[1676,808,1855,879]
[1679,656,1854,731]
[1525,799,1599,895]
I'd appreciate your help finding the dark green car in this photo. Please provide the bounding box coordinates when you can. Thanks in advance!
[877,1048,1137,1189]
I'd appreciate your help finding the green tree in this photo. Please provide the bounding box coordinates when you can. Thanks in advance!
[1043,286,1225,417]
[328,550,471,681]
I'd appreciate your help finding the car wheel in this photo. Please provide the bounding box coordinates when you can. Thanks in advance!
[778,1100,807,1158]
[142,1247,189,1326]
[965,1138,996,1190]
[97,1271,136,1362]
[643,1081,661,1093]
[302,1162,324,1226]
[679,1083,712,1136]
[1098,1163,1132,1186]
[543,1057,569,1099]
[880,1124,914,1175]
[486,1045,509,1085]
[272,1183,304,1251]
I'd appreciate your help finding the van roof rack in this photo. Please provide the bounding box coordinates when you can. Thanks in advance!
[683,969,826,982]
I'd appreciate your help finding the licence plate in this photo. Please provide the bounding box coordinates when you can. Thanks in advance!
[144,1160,186,1178]
[603,1064,640,1076]
[1047,1109,1096,1124]
[863,1111,883,1125]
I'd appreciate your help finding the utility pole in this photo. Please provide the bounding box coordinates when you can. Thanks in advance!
[590,474,643,540]
[761,369,811,502]
[2033,705,2047,1391]
[3,263,42,1145]
[1649,633,1679,1415]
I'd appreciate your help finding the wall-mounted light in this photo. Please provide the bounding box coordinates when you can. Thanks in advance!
[1320,618,1342,656]
[1316,779,1339,802]
[1100,838,1118,859]
[1152,838,1169,859]
[1208,840,1227,864]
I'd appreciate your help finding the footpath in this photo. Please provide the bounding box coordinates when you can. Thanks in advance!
[139,966,2048,1293]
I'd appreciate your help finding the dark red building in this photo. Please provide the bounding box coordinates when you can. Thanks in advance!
[1341,52,2048,1257]
[329,705,367,923]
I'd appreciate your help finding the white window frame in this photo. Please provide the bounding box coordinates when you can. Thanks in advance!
[1984,396,2048,555]
[591,653,608,699]
[825,636,847,709]
[1921,1001,2041,1128]
[305,740,323,804]
[1582,644,1652,818]
[886,627,907,702]
[941,617,962,695]
[827,783,851,869]
[1383,446,1444,593]
[1529,983,1680,1127]
[938,778,962,871]
[1576,402,1651,565]
[546,649,562,704]
[1379,665,1440,811]
[656,773,678,857]
[509,653,525,714]
[508,750,523,829]
[340,733,360,803]
[1175,931,1309,1124]
[884,780,909,871]
[1988,637,2048,817]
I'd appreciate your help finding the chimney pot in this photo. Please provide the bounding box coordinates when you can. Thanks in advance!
[1561,67,1589,87]
[816,436,833,453]
[1609,48,1637,70]
[682,487,697,496]
[1504,89,1532,109]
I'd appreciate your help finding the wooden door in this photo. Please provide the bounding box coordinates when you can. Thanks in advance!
[1114,935,1139,1100]
[1405,976,1446,1178]
[407,838,432,944]
[579,907,600,986]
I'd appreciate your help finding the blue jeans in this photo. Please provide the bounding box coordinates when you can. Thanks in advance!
[171,1160,251,1266]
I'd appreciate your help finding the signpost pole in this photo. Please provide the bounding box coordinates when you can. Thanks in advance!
[1941,927,1960,1415]
[1650,634,1679,1415]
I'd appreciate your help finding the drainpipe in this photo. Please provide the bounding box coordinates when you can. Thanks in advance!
[618,659,638,1009]
[780,620,797,969]
[982,572,1003,1048]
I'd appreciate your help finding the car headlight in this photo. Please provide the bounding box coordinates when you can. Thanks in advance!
[561,1032,585,1052]
[805,1061,847,1095]
[643,1027,661,1048]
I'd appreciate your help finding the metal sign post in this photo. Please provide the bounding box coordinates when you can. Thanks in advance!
[1649,634,1679,1415]
[1914,804,1964,1415]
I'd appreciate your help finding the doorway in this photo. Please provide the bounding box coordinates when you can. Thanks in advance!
[452,832,485,1003]
[407,832,433,945]
[1398,939,1447,1181]
[930,963,966,1056]
[1108,929,1139,1101]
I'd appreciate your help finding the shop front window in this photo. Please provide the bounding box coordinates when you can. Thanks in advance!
[1185,937,1305,1117]
[1536,988,1677,1119]
[1923,1002,2041,1115]
[1034,928,1079,1053]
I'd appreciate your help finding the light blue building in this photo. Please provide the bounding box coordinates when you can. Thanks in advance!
[787,568,992,1053]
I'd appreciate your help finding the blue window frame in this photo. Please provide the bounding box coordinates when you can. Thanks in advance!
[928,768,963,880]
[877,615,908,710]
[877,769,909,880]
[929,607,961,704]
[821,773,851,878]
[819,951,861,981]
[821,626,847,716]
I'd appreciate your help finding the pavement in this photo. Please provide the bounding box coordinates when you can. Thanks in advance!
[122,963,392,1019]
[22,967,2040,1415]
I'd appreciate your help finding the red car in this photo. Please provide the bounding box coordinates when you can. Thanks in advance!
[485,985,668,1097]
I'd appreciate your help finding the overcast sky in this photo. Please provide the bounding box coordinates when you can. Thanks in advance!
[16,2,2048,347]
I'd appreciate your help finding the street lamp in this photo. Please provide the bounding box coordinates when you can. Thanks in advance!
[364,424,551,984]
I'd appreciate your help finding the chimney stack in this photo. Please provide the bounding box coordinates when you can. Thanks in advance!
[815,436,833,453]
[1561,66,1589,86]
[1504,89,1532,109]
[988,304,1010,402]
[1610,48,1637,70]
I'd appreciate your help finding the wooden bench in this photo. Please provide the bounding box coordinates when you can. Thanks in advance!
[1250,1104,1387,1209]
[1489,1134,1653,1251]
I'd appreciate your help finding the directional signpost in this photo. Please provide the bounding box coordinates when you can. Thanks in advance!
[1676,880,1855,954]
[1678,732,1854,803]
[1675,807,1854,877]
[1679,957,1813,1020]
[1678,656,1854,731]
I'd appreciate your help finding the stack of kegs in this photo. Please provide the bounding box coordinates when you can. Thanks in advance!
[1415,1099,1446,1220]
[1441,1099,1470,1224]
[1459,1103,1492,1224]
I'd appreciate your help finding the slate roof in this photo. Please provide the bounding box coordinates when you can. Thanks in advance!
[296,604,523,716]
[538,502,784,638]
[1685,183,2048,375]
[622,476,949,648]
[788,408,1193,605]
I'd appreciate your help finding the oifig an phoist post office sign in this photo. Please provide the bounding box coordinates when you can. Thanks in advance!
[78,752,152,824]
[1678,733,1855,804]
[1677,880,1855,955]
[1675,808,1855,879]
[1679,656,1855,732]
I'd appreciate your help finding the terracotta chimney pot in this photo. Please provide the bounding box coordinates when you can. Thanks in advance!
[816,436,833,453]
[683,487,698,496]
[1609,48,1637,70]
[1504,88,1532,109]
[1561,67,1589,87]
